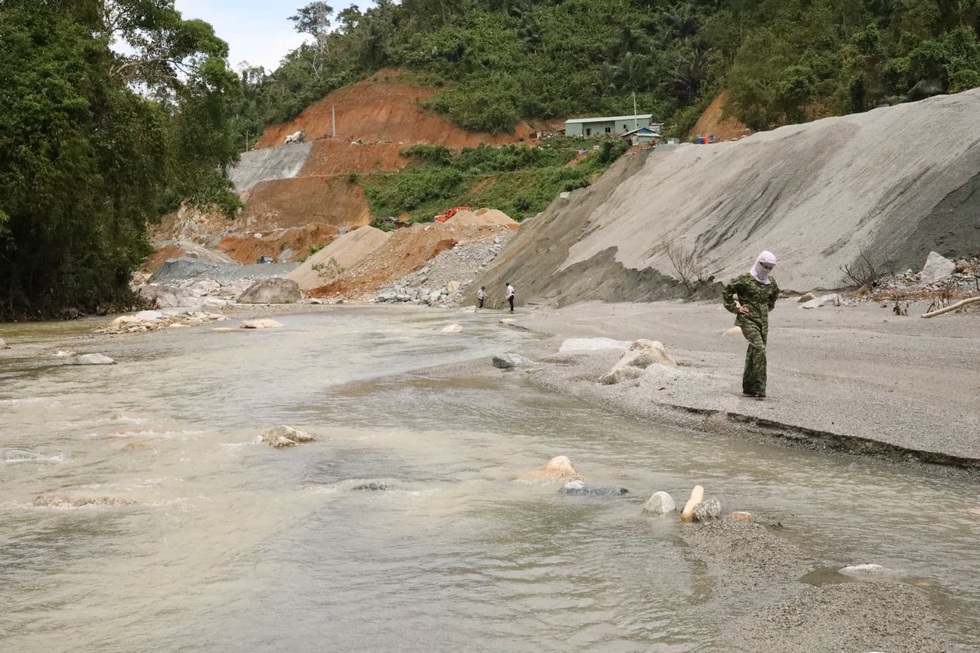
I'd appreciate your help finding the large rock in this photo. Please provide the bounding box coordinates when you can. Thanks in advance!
[262,425,315,448]
[919,251,956,282]
[643,491,676,515]
[237,278,302,304]
[139,283,196,308]
[599,339,676,385]
[693,497,722,521]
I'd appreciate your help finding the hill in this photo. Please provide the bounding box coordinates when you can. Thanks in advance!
[151,72,541,266]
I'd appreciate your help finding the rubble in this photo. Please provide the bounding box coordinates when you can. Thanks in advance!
[371,231,514,306]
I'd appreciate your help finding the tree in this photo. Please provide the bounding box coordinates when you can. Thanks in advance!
[0,0,239,318]
[289,2,334,78]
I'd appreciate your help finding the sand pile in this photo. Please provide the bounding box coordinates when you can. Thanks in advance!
[479,89,980,302]
[287,226,391,290]
[447,208,519,228]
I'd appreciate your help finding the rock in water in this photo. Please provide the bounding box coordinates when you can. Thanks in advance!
[237,278,302,304]
[643,491,676,515]
[262,425,315,448]
[72,353,115,365]
[559,480,628,496]
[520,455,584,482]
[681,484,704,522]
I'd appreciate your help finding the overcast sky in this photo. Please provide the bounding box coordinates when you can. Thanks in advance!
[174,0,374,72]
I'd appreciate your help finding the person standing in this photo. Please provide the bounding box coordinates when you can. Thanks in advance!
[722,251,779,398]
[505,282,515,312]
[477,286,486,309]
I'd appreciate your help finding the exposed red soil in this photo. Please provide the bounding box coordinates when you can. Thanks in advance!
[689,92,753,142]
[215,223,340,264]
[237,176,372,231]
[256,70,533,151]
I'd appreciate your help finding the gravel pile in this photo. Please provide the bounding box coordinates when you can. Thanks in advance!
[372,232,514,306]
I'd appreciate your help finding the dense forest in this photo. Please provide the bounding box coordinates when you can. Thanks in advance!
[2,0,979,318]
[236,0,980,143]
[0,0,241,319]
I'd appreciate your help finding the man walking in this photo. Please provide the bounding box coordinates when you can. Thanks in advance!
[505,282,515,312]
[722,251,779,398]
[477,286,486,309]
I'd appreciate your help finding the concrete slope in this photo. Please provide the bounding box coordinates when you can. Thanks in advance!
[563,89,980,292]
[228,142,313,192]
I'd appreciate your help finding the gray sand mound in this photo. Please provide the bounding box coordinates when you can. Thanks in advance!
[479,89,980,302]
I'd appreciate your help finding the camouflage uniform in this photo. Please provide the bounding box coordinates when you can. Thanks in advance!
[723,274,779,396]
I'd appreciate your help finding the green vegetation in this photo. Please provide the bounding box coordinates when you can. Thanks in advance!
[0,0,241,319]
[361,138,627,225]
[237,0,980,144]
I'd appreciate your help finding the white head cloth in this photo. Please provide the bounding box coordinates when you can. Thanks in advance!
[750,251,777,284]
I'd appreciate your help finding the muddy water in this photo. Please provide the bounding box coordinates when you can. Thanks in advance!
[1,306,979,652]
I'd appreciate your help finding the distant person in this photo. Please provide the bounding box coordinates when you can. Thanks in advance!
[722,251,779,398]
[505,283,515,312]
[477,286,486,309]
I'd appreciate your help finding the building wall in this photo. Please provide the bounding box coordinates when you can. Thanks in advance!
[565,117,652,138]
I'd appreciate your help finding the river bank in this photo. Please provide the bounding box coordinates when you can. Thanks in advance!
[500,299,980,473]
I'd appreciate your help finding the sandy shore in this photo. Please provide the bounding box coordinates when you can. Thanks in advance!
[505,299,980,473]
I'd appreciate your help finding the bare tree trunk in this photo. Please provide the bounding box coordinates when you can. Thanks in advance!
[921,296,980,318]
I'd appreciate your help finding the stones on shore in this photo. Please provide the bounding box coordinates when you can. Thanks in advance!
[598,339,677,385]
[262,425,315,448]
[727,511,754,523]
[96,310,229,334]
[441,323,463,333]
[800,293,843,309]
[694,498,722,521]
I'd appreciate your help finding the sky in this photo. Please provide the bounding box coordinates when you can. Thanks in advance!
[174,0,373,72]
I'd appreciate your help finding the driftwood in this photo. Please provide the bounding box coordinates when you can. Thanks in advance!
[921,295,980,318]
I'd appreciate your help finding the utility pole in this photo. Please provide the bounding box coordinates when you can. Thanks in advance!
[633,91,638,130]
[332,105,336,139]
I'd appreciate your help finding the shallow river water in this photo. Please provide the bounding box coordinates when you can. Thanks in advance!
[1,306,979,652]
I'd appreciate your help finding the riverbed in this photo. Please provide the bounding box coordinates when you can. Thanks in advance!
[1,305,977,652]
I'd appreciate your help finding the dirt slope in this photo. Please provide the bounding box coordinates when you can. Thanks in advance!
[478,89,980,301]
[256,70,532,151]
[689,92,753,141]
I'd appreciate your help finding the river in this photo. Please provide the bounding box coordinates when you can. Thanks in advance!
[1,305,978,652]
